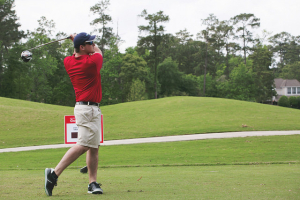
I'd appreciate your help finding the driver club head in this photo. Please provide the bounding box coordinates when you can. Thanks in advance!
[21,50,32,62]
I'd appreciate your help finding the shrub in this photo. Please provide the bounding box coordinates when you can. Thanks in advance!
[278,96,290,107]
[297,96,300,109]
[289,96,298,108]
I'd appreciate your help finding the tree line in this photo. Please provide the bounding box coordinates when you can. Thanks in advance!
[1,0,300,107]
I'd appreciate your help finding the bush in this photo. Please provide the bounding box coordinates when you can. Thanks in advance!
[297,96,300,109]
[289,96,298,108]
[278,96,290,107]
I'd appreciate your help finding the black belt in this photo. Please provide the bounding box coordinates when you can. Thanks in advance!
[75,101,99,106]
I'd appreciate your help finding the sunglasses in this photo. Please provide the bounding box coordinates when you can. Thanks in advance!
[84,41,94,45]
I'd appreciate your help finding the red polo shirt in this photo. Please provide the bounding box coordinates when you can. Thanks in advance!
[64,53,103,103]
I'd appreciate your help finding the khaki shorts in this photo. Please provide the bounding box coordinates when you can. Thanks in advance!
[74,105,101,148]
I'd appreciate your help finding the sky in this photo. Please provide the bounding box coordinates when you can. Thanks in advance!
[14,0,300,53]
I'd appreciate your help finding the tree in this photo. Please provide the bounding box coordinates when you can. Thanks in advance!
[157,57,182,97]
[138,9,169,99]
[174,30,196,74]
[176,29,193,45]
[285,36,300,65]
[248,45,274,102]
[226,57,256,101]
[157,33,178,64]
[90,0,113,54]
[232,13,260,64]
[158,31,201,76]
[2,43,31,99]
[36,16,55,36]
[214,20,236,77]
[0,0,25,95]
[119,52,150,101]
[197,73,217,97]
[101,37,123,105]
[190,40,209,77]
[28,42,58,103]
[197,14,218,96]
[255,29,273,45]
[50,33,75,106]
[269,32,300,78]
[268,32,291,70]
[24,17,60,103]
[127,79,147,102]
[180,74,200,96]
[280,61,300,81]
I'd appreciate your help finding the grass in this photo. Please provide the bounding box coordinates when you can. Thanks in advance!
[1,96,300,148]
[1,165,299,200]
[1,96,300,199]
[1,135,299,170]
[1,135,300,199]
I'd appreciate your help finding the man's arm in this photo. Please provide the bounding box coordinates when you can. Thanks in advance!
[93,45,103,56]
[69,34,76,54]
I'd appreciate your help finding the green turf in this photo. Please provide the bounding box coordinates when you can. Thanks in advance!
[0,94,300,199]
[1,135,300,199]
[1,96,300,148]
[0,165,299,200]
[0,135,299,170]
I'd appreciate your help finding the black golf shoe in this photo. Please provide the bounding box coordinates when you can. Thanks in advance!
[88,182,103,194]
[80,166,88,173]
[44,168,57,196]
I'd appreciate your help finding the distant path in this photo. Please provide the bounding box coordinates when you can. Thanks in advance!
[1,131,300,153]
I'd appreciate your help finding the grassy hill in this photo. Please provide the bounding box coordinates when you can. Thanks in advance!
[1,96,300,199]
[1,96,300,148]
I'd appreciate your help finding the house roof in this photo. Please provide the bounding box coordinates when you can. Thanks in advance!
[274,78,300,89]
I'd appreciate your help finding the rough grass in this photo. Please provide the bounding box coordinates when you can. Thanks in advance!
[1,96,300,148]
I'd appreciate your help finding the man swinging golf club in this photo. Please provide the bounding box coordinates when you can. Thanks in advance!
[45,32,103,196]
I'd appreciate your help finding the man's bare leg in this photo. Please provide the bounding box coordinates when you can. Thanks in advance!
[54,144,89,176]
[86,147,99,183]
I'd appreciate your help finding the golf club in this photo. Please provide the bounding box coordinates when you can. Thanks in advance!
[21,36,71,62]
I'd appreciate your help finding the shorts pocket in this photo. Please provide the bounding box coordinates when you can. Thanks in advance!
[74,106,93,126]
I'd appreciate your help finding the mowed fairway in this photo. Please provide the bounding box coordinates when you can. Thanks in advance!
[0,96,300,199]
[1,96,300,148]
[1,165,299,200]
[0,136,300,199]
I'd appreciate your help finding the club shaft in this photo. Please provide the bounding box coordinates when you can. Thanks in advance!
[27,36,71,51]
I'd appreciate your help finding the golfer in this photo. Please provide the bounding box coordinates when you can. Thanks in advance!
[44,32,103,196]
